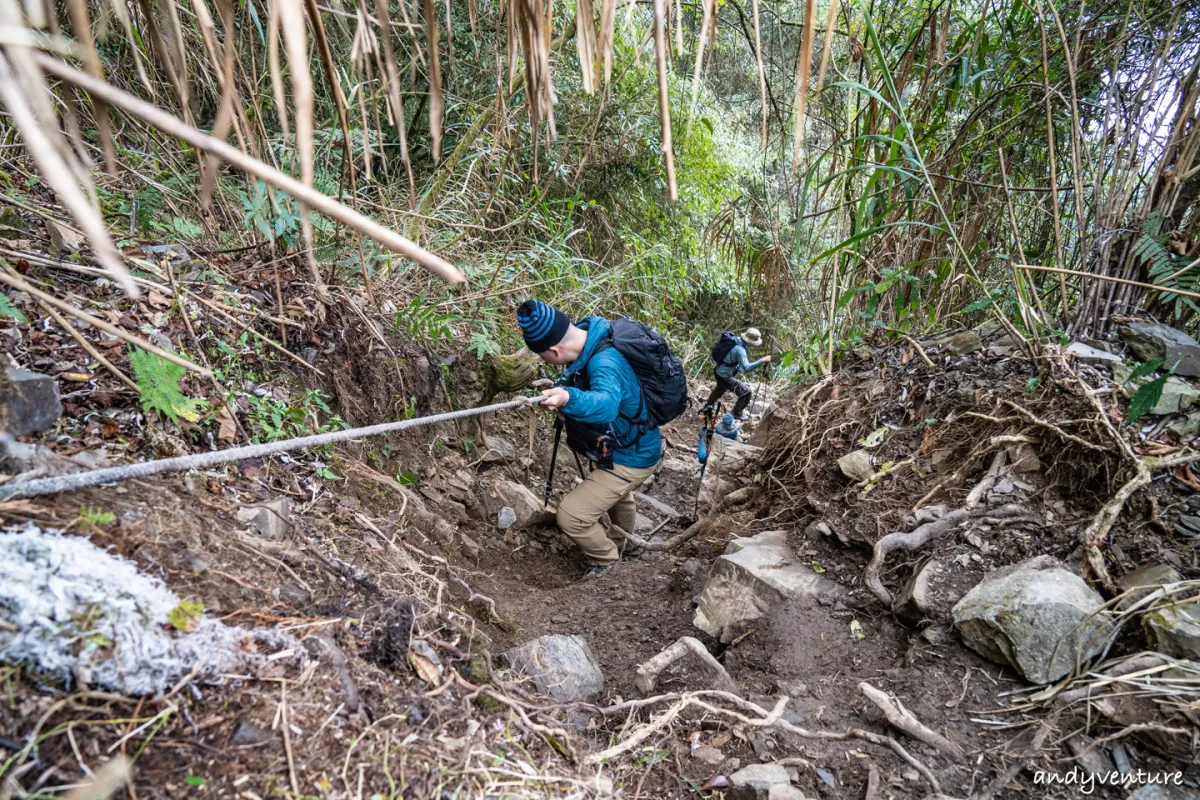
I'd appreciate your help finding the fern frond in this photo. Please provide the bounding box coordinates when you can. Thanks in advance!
[128,348,209,423]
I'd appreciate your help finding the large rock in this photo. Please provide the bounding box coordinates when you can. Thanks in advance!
[694,530,844,643]
[491,481,548,529]
[1143,604,1200,659]
[1120,323,1200,377]
[502,634,604,702]
[0,369,62,437]
[1115,364,1200,414]
[952,556,1111,684]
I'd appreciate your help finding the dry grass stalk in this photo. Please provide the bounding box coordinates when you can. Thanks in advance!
[62,0,116,174]
[372,0,417,206]
[652,0,677,200]
[0,37,136,296]
[791,0,818,169]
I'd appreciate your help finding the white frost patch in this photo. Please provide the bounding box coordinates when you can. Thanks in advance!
[0,524,298,695]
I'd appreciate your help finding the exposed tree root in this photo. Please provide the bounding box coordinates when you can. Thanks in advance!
[635,636,739,695]
[864,503,1031,606]
[859,682,965,762]
[618,487,750,551]
[566,689,944,792]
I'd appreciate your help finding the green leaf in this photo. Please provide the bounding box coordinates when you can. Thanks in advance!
[184,776,206,788]
[850,619,866,641]
[858,426,887,448]
[1127,374,1168,424]
[0,292,27,323]
[395,471,419,486]
[811,560,826,574]
[1129,359,1165,381]
[169,599,204,633]
[962,296,994,314]
[128,348,210,423]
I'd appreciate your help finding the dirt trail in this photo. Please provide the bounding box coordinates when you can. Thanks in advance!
[465,413,1020,798]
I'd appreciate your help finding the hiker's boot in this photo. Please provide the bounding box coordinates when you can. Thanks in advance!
[581,560,620,580]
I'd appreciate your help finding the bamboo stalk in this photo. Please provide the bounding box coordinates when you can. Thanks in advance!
[790,0,818,170]
[815,0,839,93]
[36,54,466,285]
[652,0,678,200]
[750,0,768,149]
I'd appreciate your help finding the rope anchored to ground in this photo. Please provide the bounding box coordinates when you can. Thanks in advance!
[0,398,541,501]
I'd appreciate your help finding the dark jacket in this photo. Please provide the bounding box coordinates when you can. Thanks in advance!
[715,340,766,380]
[557,318,662,469]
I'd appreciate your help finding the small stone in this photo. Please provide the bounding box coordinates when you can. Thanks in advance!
[693,746,724,765]
[236,498,290,540]
[803,520,832,540]
[273,584,311,606]
[902,769,920,782]
[230,717,272,746]
[187,554,209,574]
[837,449,873,482]
[45,219,85,254]
[936,330,983,355]
[492,481,549,529]
[497,507,517,530]
[921,626,949,645]
[729,764,791,796]
[814,767,835,788]
[1,369,63,437]
[1166,411,1200,440]
[1066,341,1123,366]
[551,614,569,624]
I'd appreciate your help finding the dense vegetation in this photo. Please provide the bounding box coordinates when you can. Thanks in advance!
[1,0,1198,382]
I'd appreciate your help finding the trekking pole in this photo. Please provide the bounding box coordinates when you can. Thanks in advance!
[544,415,564,508]
[693,403,720,518]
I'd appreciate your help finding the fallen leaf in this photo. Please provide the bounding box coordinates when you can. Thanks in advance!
[847,749,869,759]
[216,404,238,443]
[901,346,913,365]
[699,776,729,791]
[60,372,93,382]
[147,290,171,309]
[858,426,886,448]
[169,599,204,633]
[849,619,865,642]
[811,560,826,574]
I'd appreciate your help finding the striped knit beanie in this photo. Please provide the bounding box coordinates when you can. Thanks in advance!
[517,299,570,353]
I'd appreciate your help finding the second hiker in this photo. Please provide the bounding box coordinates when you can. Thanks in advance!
[705,327,770,420]
[517,299,686,579]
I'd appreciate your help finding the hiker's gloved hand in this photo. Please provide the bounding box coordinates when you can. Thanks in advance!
[539,387,570,408]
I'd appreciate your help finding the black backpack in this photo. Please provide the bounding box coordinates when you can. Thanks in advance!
[711,330,740,366]
[561,318,689,464]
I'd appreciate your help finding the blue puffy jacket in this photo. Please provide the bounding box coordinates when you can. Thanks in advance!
[557,317,662,469]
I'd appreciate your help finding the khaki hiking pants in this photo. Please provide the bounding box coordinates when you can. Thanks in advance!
[556,461,659,566]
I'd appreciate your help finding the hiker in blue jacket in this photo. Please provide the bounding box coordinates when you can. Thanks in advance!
[705,327,770,421]
[518,300,662,579]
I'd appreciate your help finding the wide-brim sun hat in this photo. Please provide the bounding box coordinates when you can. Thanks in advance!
[742,327,763,347]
